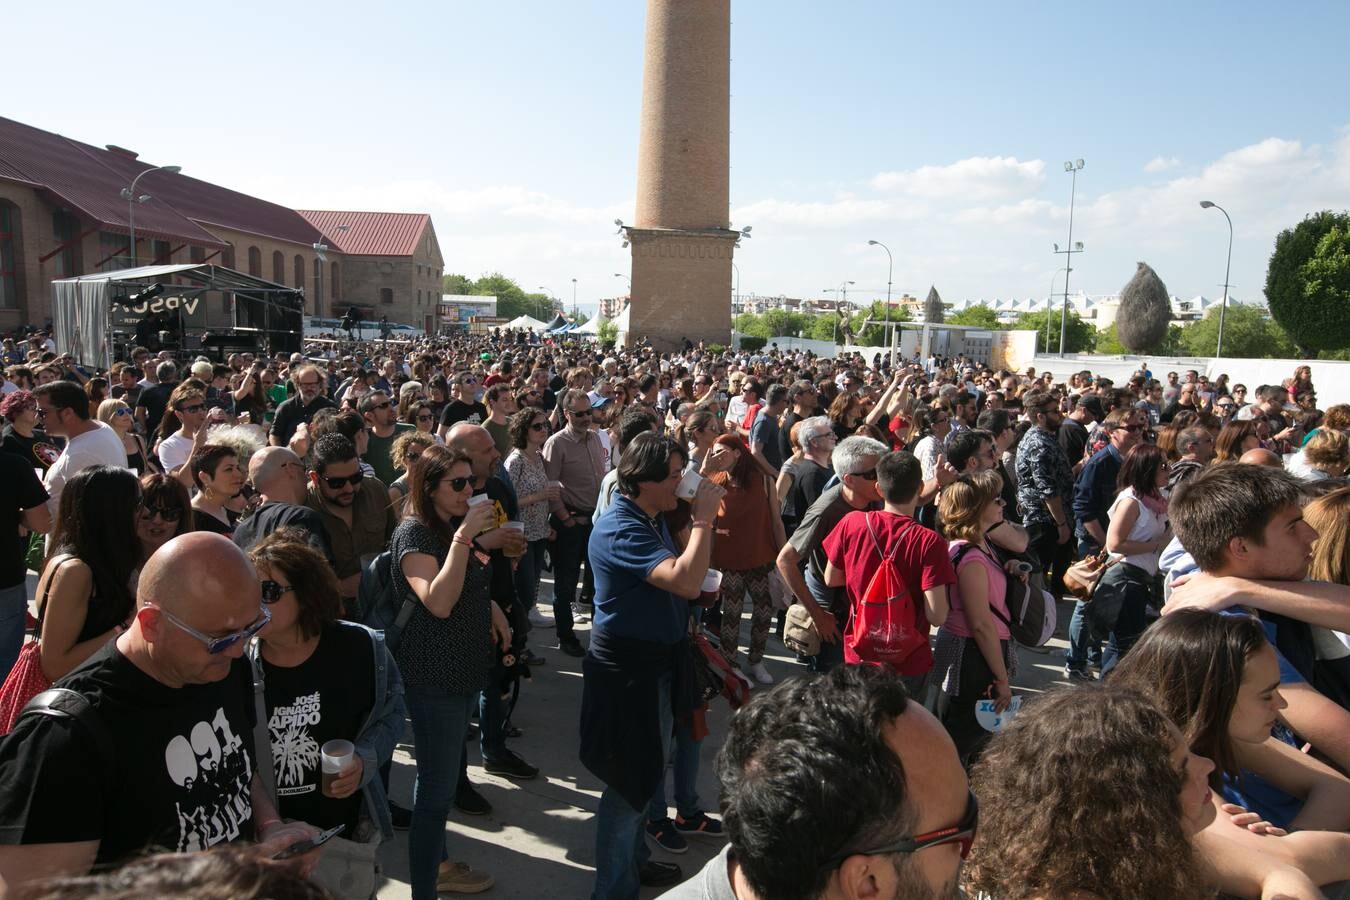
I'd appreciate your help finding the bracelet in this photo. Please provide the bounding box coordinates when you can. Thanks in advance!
[255,817,281,833]
[690,519,714,529]
[452,535,473,549]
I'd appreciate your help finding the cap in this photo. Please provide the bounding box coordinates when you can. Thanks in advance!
[590,395,613,409]
[1076,395,1105,417]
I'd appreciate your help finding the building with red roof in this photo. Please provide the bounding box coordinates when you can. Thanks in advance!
[0,115,443,334]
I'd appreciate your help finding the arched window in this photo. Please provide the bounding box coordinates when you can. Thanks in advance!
[248,246,261,276]
[0,202,21,310]
[293,254,304,288]
[330,261,339,300]
[272,250,284,283]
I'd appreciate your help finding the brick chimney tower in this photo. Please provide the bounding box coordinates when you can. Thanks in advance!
[623,0,737,350]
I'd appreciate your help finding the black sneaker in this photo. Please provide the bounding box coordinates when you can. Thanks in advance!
[454,782,492,816]
[558,636,586,657]
[389,802,412,831]
[483,749,539,780]
[520,649,547,666]
[674,811,724,836]
[638,860,683,887]
[646,817,688,854]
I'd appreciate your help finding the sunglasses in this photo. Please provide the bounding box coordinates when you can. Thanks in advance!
[445,476,473,492]
[321,471,365,489]
[849,469,879,481]
[178,404,206,414]
[568,409,593,419]
[367,401,391,412]
[831,789,979,864]
[416,413,434,422]
[114,407,132,416]
[153,604,271,655]
[530,421,550,432]
[1117,425,1142,433]
[139,503,183,522]
[260,580,294,604]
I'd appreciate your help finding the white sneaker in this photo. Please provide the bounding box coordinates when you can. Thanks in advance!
[528,608,550,628]
[572,603,590,624]
[746,662,774,685]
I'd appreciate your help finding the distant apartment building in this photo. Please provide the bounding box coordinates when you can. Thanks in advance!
[598,295,628,319]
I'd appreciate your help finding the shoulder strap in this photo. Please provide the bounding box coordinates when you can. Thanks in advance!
[246,641,278,807]
[20,688,115,778]
[34,553,76,628]
[865,512,916,564]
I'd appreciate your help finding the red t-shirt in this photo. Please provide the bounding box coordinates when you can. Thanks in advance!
[740,402,763,432]
[822,510,956,675]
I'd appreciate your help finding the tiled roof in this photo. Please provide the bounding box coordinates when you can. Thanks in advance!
[297,210,431,257]
[0,116,324,249]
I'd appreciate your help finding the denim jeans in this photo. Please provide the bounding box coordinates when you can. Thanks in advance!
[551,519,594,641]
[645,717,701,822]
[0,583,27,684]
[405,686,476,900]
[478,684,506,762]
[1101,578,1152,676]
[804,567,845,673]
[514,537,548,614]
[1064,601,1102,672]
[592,672,673,900]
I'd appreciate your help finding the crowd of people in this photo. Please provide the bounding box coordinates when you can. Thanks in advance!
[0,324,1348,898]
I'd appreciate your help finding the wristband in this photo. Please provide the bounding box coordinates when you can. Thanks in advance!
[452,535,473,549]
[255,817,281,833]
[690,519,714,529]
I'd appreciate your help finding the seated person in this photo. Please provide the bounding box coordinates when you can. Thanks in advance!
[1113,610,1350,832]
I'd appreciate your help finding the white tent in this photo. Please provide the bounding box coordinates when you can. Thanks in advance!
[574,315,602,335]
[506,314,549,331]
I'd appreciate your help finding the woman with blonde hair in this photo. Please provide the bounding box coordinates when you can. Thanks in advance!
[1303,486,1350,707]
[97,397,157,474]
[933,469,1016,763]
[388,430,438,518]
[1300,428,1350,480]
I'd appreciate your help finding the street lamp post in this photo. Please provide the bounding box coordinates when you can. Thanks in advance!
[120,164,182,268]
[1059,159,1084,357]
[537,285,557,321]
[1199,201,1233,358]
[867,240,893,364]
[732,263,740,313]
[1046,267,1072,354]
[571,277,578,318]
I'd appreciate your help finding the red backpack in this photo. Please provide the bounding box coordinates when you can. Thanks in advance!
[845,514,928,667]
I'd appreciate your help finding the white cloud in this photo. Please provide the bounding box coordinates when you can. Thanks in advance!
[1144,155,1181,173]
[870,156,1045,201]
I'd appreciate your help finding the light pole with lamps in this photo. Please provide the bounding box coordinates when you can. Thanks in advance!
[120,164,181,268]
[867,239,893,357]
[1046,266,1072,354]
[571,277,578,318]
[1059,159,1084,357]
[1199,200,1233,358]
[537,286,557,320]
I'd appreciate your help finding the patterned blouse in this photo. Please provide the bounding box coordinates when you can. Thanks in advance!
[504,449,551,541]
[389,517,493,695]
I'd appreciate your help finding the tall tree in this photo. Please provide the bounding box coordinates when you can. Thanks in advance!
[1265,210,1350,356]
[442,273,473,295]
[1012,309,1096,354]
[946,304,1003,330]
[1177,304,1297,359]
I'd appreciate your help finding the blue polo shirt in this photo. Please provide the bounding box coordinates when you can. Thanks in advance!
[588,495,689,644]
[588,496,691,644]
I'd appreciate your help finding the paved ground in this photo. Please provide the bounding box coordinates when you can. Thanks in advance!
[369,577,1076,899]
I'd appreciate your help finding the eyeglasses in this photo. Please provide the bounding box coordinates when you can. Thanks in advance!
[830,790,979,864]
[367,401,391,412]
[321,471,365,489]
[139,503,183,522]
[445,476,473,492]
[530,421,550,432]
[260,580,294,604]
[849,469,879,481]
[568,409,592,419]
[178,404,205,414]
[152,604,271,655]
[299,380,323,389]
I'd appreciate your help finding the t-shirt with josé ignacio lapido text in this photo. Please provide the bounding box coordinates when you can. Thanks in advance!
[0,641,257,866]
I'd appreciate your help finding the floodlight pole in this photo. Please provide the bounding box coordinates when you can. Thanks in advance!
[1060,159,1084,357]
[1200,201,1233,358]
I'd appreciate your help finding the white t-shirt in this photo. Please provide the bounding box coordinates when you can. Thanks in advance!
[157,431,195,472]
[43,421,127,515]
[1107,487,1168,576]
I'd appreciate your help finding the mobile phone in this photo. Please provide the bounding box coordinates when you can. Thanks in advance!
[272,823,345,860]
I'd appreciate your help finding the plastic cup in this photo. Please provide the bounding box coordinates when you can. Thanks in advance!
[466,493,491,508]
[501,521,526,558]
[675,469,702,501]
[696,569,723,606]
[320,739,355,797]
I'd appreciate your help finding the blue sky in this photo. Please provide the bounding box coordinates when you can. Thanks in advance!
[8,1,1349,316]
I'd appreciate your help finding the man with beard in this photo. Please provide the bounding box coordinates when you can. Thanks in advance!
[658,665,969,900]
[304,434,394,606]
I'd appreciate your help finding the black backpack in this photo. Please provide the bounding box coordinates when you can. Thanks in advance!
[357,551,416,653]
[952,543,1057,647]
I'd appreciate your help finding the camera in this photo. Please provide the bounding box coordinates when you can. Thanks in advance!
[1011,561,1034,575]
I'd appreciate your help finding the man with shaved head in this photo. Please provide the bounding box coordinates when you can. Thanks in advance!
[231,446,333,563]
[0,534,320,886]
